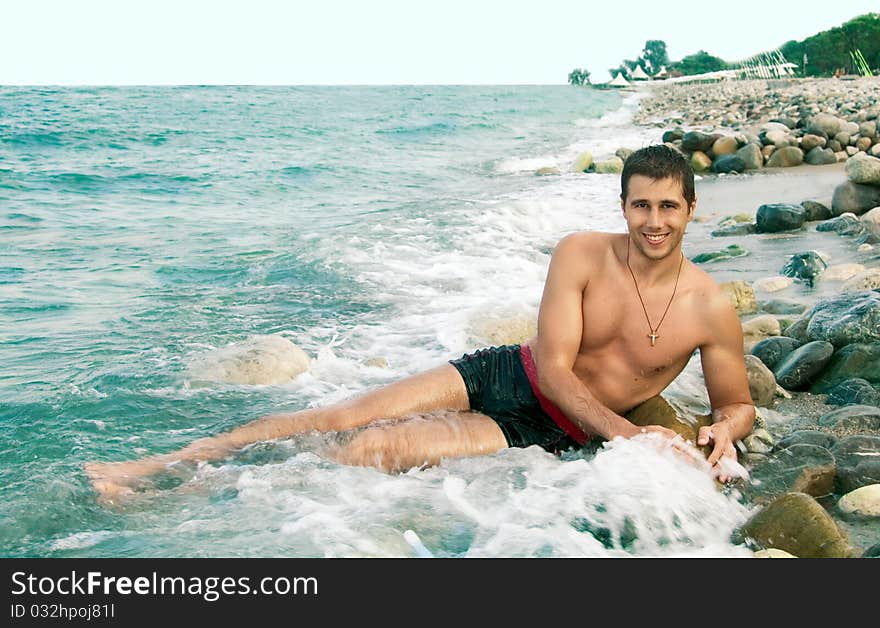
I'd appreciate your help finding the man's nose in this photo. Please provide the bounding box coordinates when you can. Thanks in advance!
[646,207,663,228]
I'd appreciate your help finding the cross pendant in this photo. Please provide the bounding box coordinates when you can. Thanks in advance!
[648,332,659,347]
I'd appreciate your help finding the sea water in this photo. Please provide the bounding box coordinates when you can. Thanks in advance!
[0,86,754,557]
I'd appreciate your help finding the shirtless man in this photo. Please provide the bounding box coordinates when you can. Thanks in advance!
[86,144,755,501]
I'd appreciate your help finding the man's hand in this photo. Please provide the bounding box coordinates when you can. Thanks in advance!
[629,425,705,466]
[697,422,741,482]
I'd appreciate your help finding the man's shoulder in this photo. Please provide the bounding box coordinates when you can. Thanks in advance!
[554,230,618,254]
[684,263,741,332]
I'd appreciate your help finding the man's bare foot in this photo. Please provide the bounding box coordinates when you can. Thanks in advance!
[84,459,164,504]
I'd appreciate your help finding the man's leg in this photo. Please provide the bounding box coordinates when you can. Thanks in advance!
[330,411,508,473]
[86,363,487,498]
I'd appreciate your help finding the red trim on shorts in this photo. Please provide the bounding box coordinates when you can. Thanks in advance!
[519,344,590,445]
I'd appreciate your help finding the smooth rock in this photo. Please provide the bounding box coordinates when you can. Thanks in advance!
[712,154,747,174]
[681,131,716,152]
[691,151,712,173]
[741,445,836,503]
[781,251,827,284]
[776,430,837,451]
[756,203,806,232]
[691,245,748,264]
[712,136,739,156]
[830,435,880,493]
[804,291,880,347]
[765,146,804,168]
[801,134,827,152]
[750,336,802,370]
[594,156,624,174]
[805,147,837,165]
[827,378,880,407]
[832,181,880,215]
[801,200,832,222]
[753,549,796,558]
[625,395,711,454]
[759,299,806,315]
[806,113,842,138]
[186,334,311,386]
[823,263,865,281]
[735,492,853,558]
[861,206,880,227]
[720,281,758,315]
[743,428,775,454]
[817,404,880,433]
[615,147,634,163]
[837,484,880,517]
[745,355,776,407]
[841,269,880,291]
[535,166,561,176]
[752,276,794,293]
[815,213,866,237]
[845,153,880,185]
[736,143,763,170]
[773,341,835,390]
[811,343,880,392]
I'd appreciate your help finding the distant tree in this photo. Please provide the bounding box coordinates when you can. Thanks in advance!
[567,68,591,85]
[641,40,669,75]
[608,58,640,80]
[669,50,727,75]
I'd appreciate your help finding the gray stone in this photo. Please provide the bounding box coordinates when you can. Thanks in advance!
[804,292,880,348]
[711,154,747,174]
[830,435,880,493]
[781,251,827,285]
[785,317,811,343]
[805,147,837,165]
[759,299,807,316]
[662,128,684,143]
[691,245,748,264]
[681,131,716,152]
[827,378,880,407]
[859,121,877,140]
[750,336,802,370]
[815,213,866,237]
[802,200,832,222]
[741,445,837,503]
[745,355,776,407]
[801,134,827,153]
[735,492,854,558]
[736,143,763,170]
[743,428,775,454]
[832,181,880,215]
[615,147,634,163]
[711,223,756,237]
[811,343,880,392]
[817,404,880,433]
[766,146,804,168]
[776,430,838,451]
[865,543,880,557]
[806,113,842,138]
[845,153,880,185]
[773,341,835,391]
[756,203,806,233]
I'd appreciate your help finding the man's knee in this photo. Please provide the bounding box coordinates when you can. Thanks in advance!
[334,426,418,472]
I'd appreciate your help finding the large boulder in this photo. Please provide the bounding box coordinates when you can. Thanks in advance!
[740,444,836,503]
[735,492,854,558]
[806,113,843,138]
[594,156,624,174]
[804,291,880,347]
[831,181,880,215]
[776,430,838,451]
[827,378,880,407]
[572,150,593,172]
[817,405,880,434]
[756,203,806,232]
[805,147,837,165]
[816,213,866,237]
[837,484,880,518]
[811,343,880,392]
[801,200,832,222]
[624,395,712,456]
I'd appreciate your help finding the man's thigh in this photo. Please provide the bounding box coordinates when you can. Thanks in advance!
[331,411,508,472]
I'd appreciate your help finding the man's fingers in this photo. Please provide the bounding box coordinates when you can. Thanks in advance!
[697,426,713,446]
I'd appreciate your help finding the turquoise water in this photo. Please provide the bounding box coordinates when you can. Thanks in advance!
[1,85,758,557]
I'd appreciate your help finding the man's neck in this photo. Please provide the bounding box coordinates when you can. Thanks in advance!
[624,236,684,287]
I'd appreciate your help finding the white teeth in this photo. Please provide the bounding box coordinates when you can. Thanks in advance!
[645,234,668,242]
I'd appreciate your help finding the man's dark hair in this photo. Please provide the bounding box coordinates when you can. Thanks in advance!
[620,144,695,206]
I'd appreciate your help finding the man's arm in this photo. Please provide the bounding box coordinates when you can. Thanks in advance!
[697,291,757,480]
[532,234,667,441]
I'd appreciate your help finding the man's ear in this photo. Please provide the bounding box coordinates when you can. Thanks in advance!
[687,199,697,221]
[620,196,627,214]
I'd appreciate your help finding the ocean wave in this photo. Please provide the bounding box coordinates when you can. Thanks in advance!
[376,121,458,138]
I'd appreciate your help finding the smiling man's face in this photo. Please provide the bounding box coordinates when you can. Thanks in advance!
[621,174,696,262]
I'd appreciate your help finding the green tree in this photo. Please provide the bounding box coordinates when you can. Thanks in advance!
[641,40,669,75]
[567,68,591,86]
[669,50,727,75]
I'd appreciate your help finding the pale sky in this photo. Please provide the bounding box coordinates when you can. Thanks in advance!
[3,0,877,85]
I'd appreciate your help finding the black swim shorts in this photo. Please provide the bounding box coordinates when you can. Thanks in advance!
[449,345,583,453]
